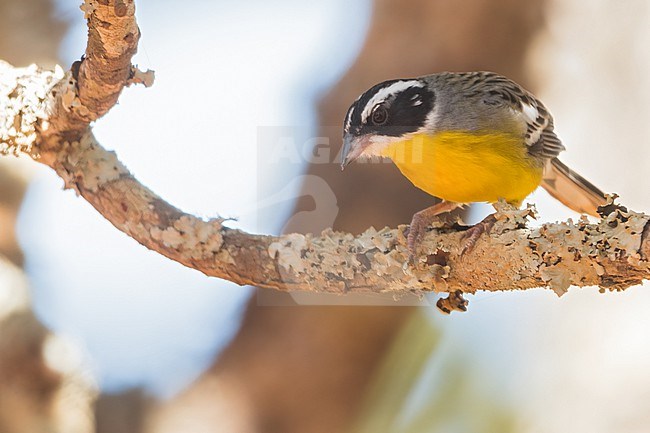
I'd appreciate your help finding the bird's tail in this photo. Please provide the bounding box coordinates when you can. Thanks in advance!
[541,158,606,218]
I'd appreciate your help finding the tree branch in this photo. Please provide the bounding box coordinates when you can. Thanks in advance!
[0,0,648,307]
[42,0,145,145]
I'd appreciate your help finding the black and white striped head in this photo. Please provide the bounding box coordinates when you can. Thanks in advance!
[341,79,435,168]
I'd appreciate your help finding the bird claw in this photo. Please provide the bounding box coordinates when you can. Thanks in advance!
[406,215,428,264]
[405,202,462,265]
[407,211,457,263]
[460,214,497,255]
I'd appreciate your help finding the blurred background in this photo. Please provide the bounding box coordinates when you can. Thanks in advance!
[0,0,649,432]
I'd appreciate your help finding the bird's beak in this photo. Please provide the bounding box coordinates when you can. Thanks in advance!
[341,133,371,170]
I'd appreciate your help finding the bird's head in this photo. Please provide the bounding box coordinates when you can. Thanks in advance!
[341,78,435,169]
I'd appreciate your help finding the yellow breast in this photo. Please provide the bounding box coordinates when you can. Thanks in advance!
[380,131,544,204]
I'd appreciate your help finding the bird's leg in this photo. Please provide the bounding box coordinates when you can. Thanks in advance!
[460,213,497,255]
[407,201,461,262]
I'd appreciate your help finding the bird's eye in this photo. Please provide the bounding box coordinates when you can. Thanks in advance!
[371,105,388,125]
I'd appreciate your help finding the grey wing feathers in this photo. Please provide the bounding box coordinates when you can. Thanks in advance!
[441,71,566,160]
[505,82,566,160]
[530,121,566,159]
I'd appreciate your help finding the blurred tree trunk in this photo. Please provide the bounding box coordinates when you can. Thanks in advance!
[149,1,547,433]
[0,164,28,266]
[0,2,96,433]
[0,0,66,265]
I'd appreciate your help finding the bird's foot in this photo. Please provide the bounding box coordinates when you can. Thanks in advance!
[407,201,460,264]
[460,214,497,255]
[407,213,431,264]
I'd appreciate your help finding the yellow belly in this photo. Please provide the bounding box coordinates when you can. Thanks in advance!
[380,131,544,204]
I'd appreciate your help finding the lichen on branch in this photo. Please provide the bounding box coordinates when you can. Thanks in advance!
[0,61,63,156]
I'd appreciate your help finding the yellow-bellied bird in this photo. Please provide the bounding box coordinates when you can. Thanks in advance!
[341,72,606,259]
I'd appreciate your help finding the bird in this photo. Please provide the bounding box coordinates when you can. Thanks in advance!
[340,71,606,260]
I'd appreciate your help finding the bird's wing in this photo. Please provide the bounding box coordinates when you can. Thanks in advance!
[462,72,566,159]
[518,101,566,159]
